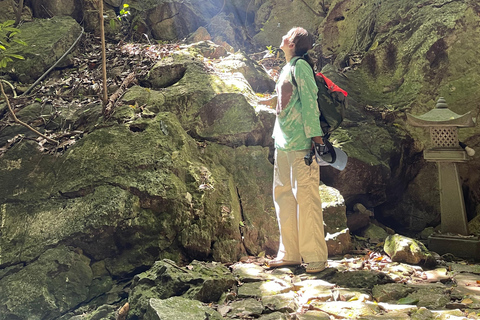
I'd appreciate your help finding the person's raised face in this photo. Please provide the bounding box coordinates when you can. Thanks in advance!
[280,30,295,53]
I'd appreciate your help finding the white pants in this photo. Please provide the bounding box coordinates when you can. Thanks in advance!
[273,149,328,263]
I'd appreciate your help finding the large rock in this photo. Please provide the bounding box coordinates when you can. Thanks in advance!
[204,144,278,257]
[0,111,250,270]
[384,234,436,267]
[321,124,397,208]
[144,0,215,41]
[0,246,94,320]
[0,0,32,22]
[7,16,82,83]
[216,52,276,93]
[30,0,78,19]
[342,1,479,114]
[128,260,235,319]
[205,12,246,50]
[320,184,351,256]
[145,296,223,320]
[125,46,275,147]
[377,158,441,234]
[0,45,280,318]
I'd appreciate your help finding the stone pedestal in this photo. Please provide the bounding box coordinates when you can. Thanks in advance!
[437,162,468,235]
[429,234,480,259]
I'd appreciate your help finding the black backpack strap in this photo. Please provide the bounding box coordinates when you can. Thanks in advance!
[290,57,300,87]
[290,56,318,86]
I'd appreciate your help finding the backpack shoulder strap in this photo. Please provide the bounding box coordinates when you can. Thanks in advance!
[290,57,301,87]
[290,57,317,88]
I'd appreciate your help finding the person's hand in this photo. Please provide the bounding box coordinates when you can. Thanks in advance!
[312,136,324,144]
[314,141,332,162]
[257,95,278,109]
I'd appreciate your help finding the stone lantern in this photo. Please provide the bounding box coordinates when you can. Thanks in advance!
[407,97,477,257]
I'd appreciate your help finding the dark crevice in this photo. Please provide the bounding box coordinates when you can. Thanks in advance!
[59,186,95,199]
[186,130,268,150]
[236,186,253,256]
[129,123,148,132]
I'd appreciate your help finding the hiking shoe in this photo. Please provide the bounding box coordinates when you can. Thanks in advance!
[305,261,327,273]
[267,259,301,269]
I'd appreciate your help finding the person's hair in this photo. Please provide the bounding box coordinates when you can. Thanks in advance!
[287,27,315,70]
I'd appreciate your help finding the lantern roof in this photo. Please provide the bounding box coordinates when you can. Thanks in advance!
[407,97,476,127]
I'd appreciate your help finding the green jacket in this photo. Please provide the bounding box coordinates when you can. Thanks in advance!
[272,57,323,151]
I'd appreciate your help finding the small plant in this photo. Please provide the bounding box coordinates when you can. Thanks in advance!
[118,3,130,20]
[108,18,119,33]
[266,45,275,55]
[0,20,26,69]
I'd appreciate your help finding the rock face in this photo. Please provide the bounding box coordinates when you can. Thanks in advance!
[0,41,280,319]
[30,0,78,19]
[12,0,479,237]
[317,0,480,231]
[7,16,82,83]
[0,246,93,320]
[1,0,480,318]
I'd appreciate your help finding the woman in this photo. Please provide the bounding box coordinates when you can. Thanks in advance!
[269,27,328,273]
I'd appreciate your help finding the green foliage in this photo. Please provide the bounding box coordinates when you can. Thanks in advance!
[0,20,26,69]
[108,18,119,33]
[118,3,130,20]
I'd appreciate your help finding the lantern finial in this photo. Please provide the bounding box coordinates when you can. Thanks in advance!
[436,97,448,109]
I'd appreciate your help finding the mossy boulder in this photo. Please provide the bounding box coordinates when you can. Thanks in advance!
[7,16,82,83]
[384,234,436,267]
[0,105,276,319]
[129,260,235,319]
[0,112,249,270]
[203,143,277,257]
[0,246,94,320]
[215,52,276,93]
[320,184,351,256]
[321,123,397,207]
[145,296,223,320]
[124,46,272,139]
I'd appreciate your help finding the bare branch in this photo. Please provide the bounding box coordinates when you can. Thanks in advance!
[0,81,58,145]
[104,72,137,119]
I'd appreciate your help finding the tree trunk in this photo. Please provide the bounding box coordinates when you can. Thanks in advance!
[99,0,108,110]
[14,0,24,27]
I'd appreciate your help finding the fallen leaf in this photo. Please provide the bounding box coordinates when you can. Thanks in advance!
[462,298,474,304]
